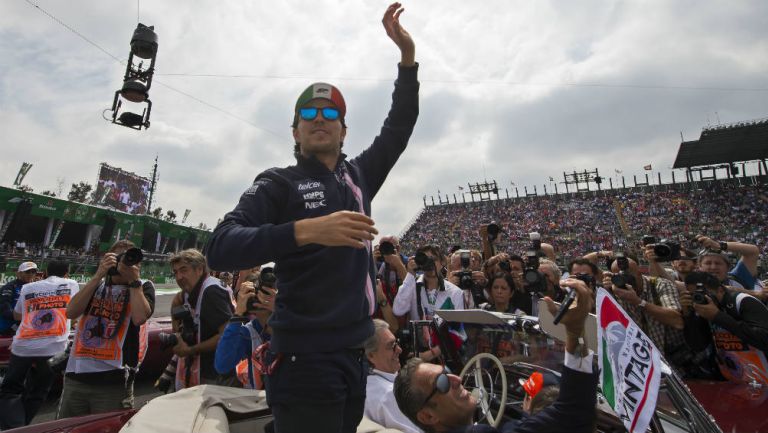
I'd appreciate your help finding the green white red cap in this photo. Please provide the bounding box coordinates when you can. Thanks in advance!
[294,82,346,118]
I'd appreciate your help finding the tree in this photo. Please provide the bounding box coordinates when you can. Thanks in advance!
[40,190,56,197]
[17,185,33,193]
[196,222,209,230]
[68,181,93,203]
[165,210,177,223]
[151,207,163,219]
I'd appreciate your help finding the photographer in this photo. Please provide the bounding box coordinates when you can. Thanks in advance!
[169,249,234,390]
[644,243,697,292]
[393,245,464,362]
[680,271,768,382]
[601,252,686,361]
[393,245,464,322]
[695,235,764,293]
[215,268,275,390]
[58,240,154,418]
[0,261,77,429]
[447,249,486,308]
[0,262,38,337]
[375,236,408,330]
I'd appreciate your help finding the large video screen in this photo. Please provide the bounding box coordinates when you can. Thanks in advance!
[92,163,150,214]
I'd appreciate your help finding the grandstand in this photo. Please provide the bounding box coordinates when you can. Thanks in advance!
[0,185,210,282]
[401,117,768,276]
[400,176,768,276]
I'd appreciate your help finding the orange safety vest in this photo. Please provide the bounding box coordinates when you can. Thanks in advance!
[18,293,70,340]
[235,321,264,389]
[72,282,148,368]
[712,293,768,385]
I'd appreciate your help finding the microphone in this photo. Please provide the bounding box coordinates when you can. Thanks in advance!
[553,288,577,325]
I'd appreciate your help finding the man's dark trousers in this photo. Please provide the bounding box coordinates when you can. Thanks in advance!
[265,349,368,433]
[0,354,55,429]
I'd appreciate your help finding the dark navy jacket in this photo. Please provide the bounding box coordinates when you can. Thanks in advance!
[205,65,419,353]
[447,365,598,433]
[0,278,24,335]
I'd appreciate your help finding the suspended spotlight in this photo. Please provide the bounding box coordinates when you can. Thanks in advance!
[108,23,158,131]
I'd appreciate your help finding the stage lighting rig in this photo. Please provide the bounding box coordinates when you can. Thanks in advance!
[108,23,158,130]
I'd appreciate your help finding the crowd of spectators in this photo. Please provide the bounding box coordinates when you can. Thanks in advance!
[400,179,768,276]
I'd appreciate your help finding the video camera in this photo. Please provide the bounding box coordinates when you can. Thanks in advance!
[107,247,144,276]
[247,267,276,311]
[159,304,196,350]
[641,235,682,262]
[486,222,501,242]
[523,233,546,294]
[610,251,637,289]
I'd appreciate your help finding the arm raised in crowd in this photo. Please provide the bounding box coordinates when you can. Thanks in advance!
[697,235,760,277]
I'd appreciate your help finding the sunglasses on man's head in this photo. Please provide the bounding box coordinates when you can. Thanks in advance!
[298,107,340,121]
[422,369,451,408]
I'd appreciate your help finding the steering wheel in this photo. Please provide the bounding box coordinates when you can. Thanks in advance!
[459,352,508,428]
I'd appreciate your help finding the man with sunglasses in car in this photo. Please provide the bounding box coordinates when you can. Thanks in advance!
[394,278,598,433]
[364,319,422,433]
[204,4,418,432]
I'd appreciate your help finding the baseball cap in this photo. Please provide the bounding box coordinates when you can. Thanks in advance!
[697,249,731,265]
[293,82,346,126]
[18,262,38,272]
[519,371,559,398]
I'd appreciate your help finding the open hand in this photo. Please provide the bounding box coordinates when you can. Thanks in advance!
[382,2,415,66]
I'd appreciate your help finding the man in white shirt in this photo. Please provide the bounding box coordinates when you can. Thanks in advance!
[364,319,422,433]
[0,260,78,429]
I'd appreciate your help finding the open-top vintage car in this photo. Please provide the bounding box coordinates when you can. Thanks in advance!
[4,309,766,433]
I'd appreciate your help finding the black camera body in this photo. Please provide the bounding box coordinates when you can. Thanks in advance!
[415,251,436,273]
[159,304,196,350]
[107,247,144,276]
[610,252,637,289]
[248,267,277,311]
[523,250,546,294]
[692,287,710,305]
[486,222,501,242]
[642,235,682,262]
[379,241,396,256]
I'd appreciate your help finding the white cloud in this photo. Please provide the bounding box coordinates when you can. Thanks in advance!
[1,0,767,241]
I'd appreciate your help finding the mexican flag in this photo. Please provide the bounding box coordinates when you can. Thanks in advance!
[597,288,661,433]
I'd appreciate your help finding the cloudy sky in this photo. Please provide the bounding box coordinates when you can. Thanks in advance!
[1,0,766,239]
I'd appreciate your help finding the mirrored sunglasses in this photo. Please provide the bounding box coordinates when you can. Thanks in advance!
[299,107,340,121]
[422,369,451,408]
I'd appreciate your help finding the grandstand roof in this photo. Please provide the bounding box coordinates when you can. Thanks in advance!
[673,119,768,168]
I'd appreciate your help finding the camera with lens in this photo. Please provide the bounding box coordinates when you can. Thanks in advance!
[573,273,595,288]
[159,304,196,350]
[456,250,474,290]
[692,288,709,305]
[642,235,681,262]
[379,241,396,256]
[414,251,436,273]
[248,267,277,311]
[523,251,546,294]
[610,252,637,289]
[107,247,144,276]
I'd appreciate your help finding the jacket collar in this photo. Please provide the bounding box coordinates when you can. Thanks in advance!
[295,152,348,175]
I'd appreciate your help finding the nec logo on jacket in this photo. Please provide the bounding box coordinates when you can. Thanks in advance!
[295,179,327,210]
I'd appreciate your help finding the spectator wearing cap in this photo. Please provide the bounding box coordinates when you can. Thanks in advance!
[0,262,38,337]
[519,371,559,415]
[0,261,78,429]
[695,235,764,295]
[204,5,418,432]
